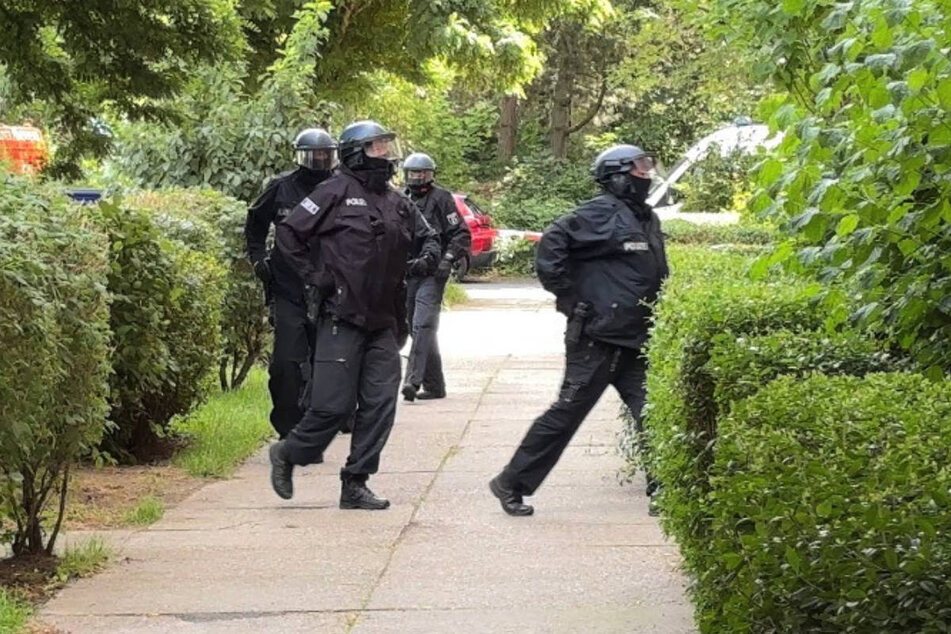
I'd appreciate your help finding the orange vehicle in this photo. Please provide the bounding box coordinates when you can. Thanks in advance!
[0,125,49,175]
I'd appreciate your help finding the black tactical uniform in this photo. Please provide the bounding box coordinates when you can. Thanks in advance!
[245,128,337,438]
[401,153,471,402]
[268,121,440,510]
[490,144,669,516]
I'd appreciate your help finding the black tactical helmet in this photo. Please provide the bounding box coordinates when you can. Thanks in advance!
[592,144,655,183]
[403,152,436,187]
[293,128,337,171]
[338,120,398,168]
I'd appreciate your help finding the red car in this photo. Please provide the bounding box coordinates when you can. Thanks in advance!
[452,194,497,281]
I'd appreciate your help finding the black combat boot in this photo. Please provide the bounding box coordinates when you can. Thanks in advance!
[269,441,294,500]
[340,479,390,510]
[401,384,418,402]
[489,474,534,516]
[416,388,446,400]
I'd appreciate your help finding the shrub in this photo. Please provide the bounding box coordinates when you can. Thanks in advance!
[495,237,538,277]
[638,265,830,546]
[677,145,757,213]
[0,175,111,555]
[94,198,225,461]
[700,373,951,632]
[126,188,268,390]
[492,153,597,230]
[661,218,777,246]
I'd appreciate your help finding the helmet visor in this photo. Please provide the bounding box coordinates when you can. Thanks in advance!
[364,136,400,160]
[629,155,656,174]
[296,148,337,171]
[405,169,434,187]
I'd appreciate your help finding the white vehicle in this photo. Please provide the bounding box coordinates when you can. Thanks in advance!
[647,121,784,218]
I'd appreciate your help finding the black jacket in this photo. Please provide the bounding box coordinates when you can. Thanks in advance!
[535,193,669,350]
[407,185,471,265]
[245,166,329,301]
[276,166,440,332]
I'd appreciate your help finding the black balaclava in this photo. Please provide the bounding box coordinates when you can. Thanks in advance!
[407,183,431,200]
[604,172,652,219]
[352,155,393,194]
[300,167,332,188]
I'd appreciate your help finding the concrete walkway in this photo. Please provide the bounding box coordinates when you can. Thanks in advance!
[40,280,692,633]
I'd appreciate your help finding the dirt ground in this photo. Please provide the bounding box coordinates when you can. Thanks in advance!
[64,463,204,530]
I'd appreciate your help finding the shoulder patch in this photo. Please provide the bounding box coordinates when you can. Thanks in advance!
[300,197,320,215]
[446,211,461,226]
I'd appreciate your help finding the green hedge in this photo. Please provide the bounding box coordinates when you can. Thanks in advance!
[128,188,267,390]
[0,175,111,554]
[701,373,951,632]
[661,218,777,245]
[95,198,225,460]
[492,154,597,231]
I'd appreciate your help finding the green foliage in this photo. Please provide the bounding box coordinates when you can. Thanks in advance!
[0,0,244,176]
[56,537,112,581]
[93,198,225,461]
[606,3,764,165]
[126,188,268,390]
[172,368,272,478]
[713,0,951,371]
[122,496,164,526]
[636,251,829,544]
[0,588,31,633]
[701,373,951,632]
[0,174,111,555]
[442,281,470,308]
[496,238,539,276]
[661,219,777,246]
[492,154,597,230]
[677,147,757,213]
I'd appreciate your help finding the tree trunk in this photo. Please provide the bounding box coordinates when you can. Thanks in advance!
[497,95,519,163]
[549,68,573,159]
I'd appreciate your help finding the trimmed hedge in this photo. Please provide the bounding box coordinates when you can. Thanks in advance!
[702,373,951,632]
[94,198,225,460]
[128,188,267,390]
[0,175,111,554]
[660,218,777,245]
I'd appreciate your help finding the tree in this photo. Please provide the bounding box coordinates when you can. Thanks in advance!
[0,0,243,176]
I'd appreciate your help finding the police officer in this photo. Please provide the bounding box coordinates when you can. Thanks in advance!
[401,153,471,402]
[245,128,337,439]
[489,144,669,516]
[269,120,440,509]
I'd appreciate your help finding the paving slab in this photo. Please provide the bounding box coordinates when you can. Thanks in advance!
[38,280,692,633]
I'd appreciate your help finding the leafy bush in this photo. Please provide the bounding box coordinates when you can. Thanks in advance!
[126,188,267,390]
[0,175,111,555]
[638,264,829,545]
[677,146,757,213]
[495,237,538,277]
[492,153,597,230]
[714,0,951,371]
[700,373,951,632]
[94,198,225,460]
[661,219,777,246]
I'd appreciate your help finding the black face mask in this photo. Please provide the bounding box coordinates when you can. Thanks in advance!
[352,156,394,193]
[407,183,431,199]
[605,173,652,216]
[301,168,332,187]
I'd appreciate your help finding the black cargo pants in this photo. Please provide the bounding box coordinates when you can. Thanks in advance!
[268,294,315,439]
[500,338,649,495]
[404,275,447,393]
[283,318,401,481]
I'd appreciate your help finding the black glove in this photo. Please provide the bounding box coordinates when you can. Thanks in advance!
[304,285,323,325]
[435,256,453,280]
[253,258,271,284]
[407,257,430,277]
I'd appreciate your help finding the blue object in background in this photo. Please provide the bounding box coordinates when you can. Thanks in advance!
[66,189,102,204]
